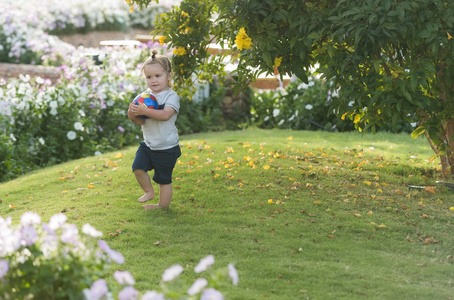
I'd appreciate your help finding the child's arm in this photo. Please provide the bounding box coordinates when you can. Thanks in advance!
[128,103,145,125]
[130,104,176,121]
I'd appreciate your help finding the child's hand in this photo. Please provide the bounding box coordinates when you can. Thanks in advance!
[129,103,147,117]
[128,103,145,125]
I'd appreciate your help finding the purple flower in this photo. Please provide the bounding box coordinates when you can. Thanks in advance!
[141,291,165,300]
[98,125,104,132]
[162,264,183,282]
[20,225,38,246]
[194,255,215,273]
[228,264,239,286]
[117,126,125,132]
[200,288,224,300]
[187,278,208,296]
[98,240,124,264]
[114,270,135,285]
[89,279,108,299]
[61,224,79,244]
[0,260,9,278]
[42,223,56,235]
[20,212,41,226]
[118,286,139,300]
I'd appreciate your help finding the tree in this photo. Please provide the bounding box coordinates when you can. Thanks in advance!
[127,0,454,177]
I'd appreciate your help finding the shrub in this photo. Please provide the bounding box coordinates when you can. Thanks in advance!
[250,76,355,132]
[0,212,238,299]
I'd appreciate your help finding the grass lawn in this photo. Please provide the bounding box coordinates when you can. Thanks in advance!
[1,128,453,299]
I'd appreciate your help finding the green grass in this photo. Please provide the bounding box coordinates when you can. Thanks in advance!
[1,128,454,299]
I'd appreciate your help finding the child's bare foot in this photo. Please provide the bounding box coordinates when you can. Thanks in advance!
[138,192,154,203]
[143,204,161,210]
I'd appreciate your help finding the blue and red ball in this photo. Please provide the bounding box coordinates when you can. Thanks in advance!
[133,92,158,119]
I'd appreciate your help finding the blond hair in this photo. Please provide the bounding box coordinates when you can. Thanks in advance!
[141,49,172,75]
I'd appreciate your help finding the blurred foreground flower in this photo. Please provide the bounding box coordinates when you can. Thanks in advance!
[0,212,238,299]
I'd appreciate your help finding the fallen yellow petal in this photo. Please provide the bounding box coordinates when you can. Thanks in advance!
[114,153,124,158]
[450,207,454,211]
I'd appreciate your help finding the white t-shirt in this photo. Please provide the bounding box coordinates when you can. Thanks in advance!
[141,89,180,150]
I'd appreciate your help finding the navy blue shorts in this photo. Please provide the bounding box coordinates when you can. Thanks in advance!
[132,142,181,184]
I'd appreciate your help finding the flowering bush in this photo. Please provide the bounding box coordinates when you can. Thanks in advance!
[0,0,178,65]
[250,76,354,132]
[0,212,238,299]
[0,44,157,182]
[250,76,414,133]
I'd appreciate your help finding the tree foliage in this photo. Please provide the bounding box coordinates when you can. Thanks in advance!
[127,0,454,175]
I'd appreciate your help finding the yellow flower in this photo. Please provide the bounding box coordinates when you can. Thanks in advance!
[173,47,187,56]
[268,199,274,204]
[448,32,452,40]
[235,28,252,50]
[181,11,189,17]
[274,57,283,67]
[159,36,167,45]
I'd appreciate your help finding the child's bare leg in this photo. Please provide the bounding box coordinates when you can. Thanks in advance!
[133,169,155,203]
[143,184,172,210]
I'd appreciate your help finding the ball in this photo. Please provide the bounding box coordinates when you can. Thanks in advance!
[133,92,159,119]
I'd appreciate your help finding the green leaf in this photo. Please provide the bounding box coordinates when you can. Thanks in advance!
[411,126,426,139]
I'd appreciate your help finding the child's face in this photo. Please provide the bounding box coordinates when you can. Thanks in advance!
[143,63,171,94]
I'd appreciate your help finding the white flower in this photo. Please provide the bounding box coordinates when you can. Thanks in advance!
[39,138,45,145]
[278,119,285,126]
[200,288,224,300]
[114,270,135,285]
[19,74,30,82]
[74,122,84,131]
[82,224,103,238]
[79,109,86,117]
[35,76,44,84]
[272,109,280,117]
[67,131,77,140]
[162,264,183,282]
[141,291,165,300]
[187,278,208,296]
[20,212,41,226]
[61,224,79,244]
[305,104,313,110]
[228,264,239,286]
[118,286,139,300]
[194,255,215,273]
[411,122,417,127]
[49,100,58,108]
[50,107,58,115]
[9,134,16,142]
[348,101,354,107]
[20,225,38,246]
[0,260,9,279]
[87,279,108,300]
[48,213,67,231]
